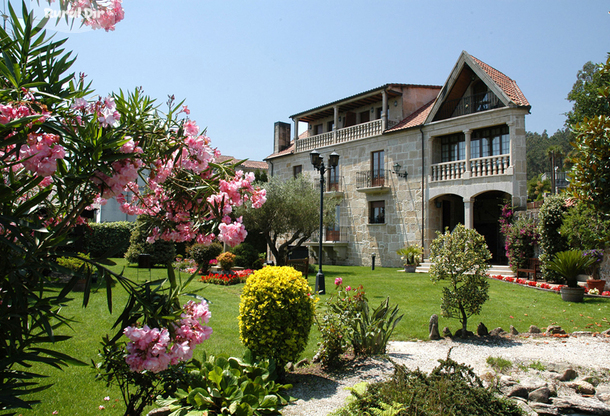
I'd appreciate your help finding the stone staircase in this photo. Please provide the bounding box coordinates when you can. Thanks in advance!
[415,260,515,277]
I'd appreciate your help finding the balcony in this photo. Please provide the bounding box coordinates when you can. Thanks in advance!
[430,155,511,182]
[304,227,349,262]
[356,170,391,194]
[435,91,504,121]
[295,119,383,153]
[314,176,344,195]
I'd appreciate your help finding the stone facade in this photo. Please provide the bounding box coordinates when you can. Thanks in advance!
[266,52,530,268]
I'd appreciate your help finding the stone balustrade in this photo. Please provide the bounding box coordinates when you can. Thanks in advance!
[430,154,510,182]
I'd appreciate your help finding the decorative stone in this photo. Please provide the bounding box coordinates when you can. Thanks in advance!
[566,380,596,395]
[571,331,594,337]
[602,328,610,336]
[529,386,552,403]
[477,322,488,336]
[551,396,610,415]
[510,325,519,336]
[528,402,559,415]
[296,358,309,368]
[454,328,474,338]
[489,327,506,336]
[442,327,452,337]
[429,314,440,340]
[528,325,541,334]
[559,368,578,382]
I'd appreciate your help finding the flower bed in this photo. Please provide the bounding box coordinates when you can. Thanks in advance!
[488,274,610,297]
[200,269,253,285]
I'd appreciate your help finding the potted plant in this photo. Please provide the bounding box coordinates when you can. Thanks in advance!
[396,245,423,273]
[583,249,606,292]
[547,250,597,302]
[216,251,236,272]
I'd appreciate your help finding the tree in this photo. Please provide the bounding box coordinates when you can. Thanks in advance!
[525,129,572,180]
[429,224,492,337]
[237,175,339,265]
[568,54,610,215]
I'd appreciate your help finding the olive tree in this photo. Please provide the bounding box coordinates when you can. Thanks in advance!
[429,224,492,337]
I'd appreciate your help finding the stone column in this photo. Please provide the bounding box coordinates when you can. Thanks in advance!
[463,129,472,179]
[333,105,339,143]
[507,120,516,170]
[382,89,388,130]
[293,118,299,142]
[464,198,473,229]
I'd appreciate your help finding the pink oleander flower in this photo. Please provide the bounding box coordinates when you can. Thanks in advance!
[335,277,342,286]
[346,286,352,292]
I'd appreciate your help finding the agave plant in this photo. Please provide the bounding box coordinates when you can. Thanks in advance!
[546,250,597,288]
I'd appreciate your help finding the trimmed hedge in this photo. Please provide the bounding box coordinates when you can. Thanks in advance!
[86,221,135,258]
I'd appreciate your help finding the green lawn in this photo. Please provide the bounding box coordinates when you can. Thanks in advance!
[11,262,610,416]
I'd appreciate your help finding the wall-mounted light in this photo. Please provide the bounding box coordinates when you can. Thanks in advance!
[392,163,408,179]
[371,107,374,113]
[435,200,442,208]
[394,100,398,107]
[338,116,342,122]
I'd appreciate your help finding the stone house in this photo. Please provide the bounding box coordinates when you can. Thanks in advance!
[265,51,530,268]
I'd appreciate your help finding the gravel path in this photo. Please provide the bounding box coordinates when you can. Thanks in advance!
[281,335,610,416]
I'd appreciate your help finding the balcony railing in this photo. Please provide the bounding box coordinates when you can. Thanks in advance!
[430,155,510,182]
[435,92,504,121]
[295,119,383,153]
[309,226,350,243]
[314,176,344,193]
[356,170,389,189]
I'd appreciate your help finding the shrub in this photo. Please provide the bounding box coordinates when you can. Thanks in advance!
[429,224,491,336]
[231,242,259,269]
[188,242,223,271]
[502,216,540,272]
[331,356,524,416]
[86,221,135,258]
[396,245,423,266]
[216,251,236,271]
[55,253,93,274]
[157,351,292,415]
[124,218,176,266]
[238,266,315,373]
[538,195,568,281]
[560,202,610,250]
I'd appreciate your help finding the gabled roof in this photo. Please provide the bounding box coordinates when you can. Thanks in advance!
[385,99,435,133]
[424,51,530,124]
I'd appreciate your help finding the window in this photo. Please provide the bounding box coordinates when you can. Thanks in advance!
[369,201,385,224]
[314,124,323,135]
[440,133,465,163]
[328,164,339,191]
[360,110,370,123]
[293,165,302,178]
[471,125,510,159]
[326,205,341,241]
[327,121,334,132]
[376,107,383,120]
[371,150,384,187]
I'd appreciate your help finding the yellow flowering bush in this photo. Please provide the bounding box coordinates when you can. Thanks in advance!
[238,266,315,371]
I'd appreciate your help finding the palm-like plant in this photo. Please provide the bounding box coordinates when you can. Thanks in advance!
[546,250,597,288]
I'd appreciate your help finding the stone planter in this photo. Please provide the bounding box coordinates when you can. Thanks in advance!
[560,286,585,302]
[586,279,606,292]
[404,265,417,273]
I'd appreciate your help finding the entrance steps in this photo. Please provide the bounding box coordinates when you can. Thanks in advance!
[415,261,515,277]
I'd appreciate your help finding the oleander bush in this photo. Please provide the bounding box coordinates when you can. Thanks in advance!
[538,195,568,281]
[238,266,315,374]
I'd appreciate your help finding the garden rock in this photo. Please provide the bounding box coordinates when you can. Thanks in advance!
[507,385,529,399]
[566,380,596,395]
[602,328,610,336]
[509,325,519,336]
[528,402,560,415]
[489,327,506,336]
[572,331,594,337]
[559,368,578,381]
[551,396,610,415]
[442,327,452,337]
[529,386,552,403]
[477,322,488,336]
[429,314,440,340]
[545,325,566,335]
[528,325,541,334]
[514,400,538,416]
[453,328,474,338]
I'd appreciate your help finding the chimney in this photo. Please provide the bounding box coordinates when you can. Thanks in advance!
[274,121,291,154]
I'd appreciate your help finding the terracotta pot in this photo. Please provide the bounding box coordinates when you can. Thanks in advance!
[586,279,606,292]
[560,286,585,302]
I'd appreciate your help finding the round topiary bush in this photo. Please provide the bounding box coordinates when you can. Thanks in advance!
[124,219,176,266]
[231,242,259,269]
[238,266,315,372]
[188,242,223,271]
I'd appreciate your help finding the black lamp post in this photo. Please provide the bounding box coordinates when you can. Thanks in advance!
[310,149,339,295]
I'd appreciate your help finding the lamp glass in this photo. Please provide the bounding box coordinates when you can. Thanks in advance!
[310,149,321,168]
[329,151,339,168]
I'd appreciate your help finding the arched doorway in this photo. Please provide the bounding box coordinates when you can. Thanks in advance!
[473,191,510,264]
[431,194,464,234]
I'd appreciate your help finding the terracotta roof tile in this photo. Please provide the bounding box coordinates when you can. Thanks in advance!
[216,155,268,170]
[265,142,295,160]
[469,54,530,107]
[385,99,435,132]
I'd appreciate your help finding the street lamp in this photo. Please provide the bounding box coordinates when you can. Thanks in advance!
[310,149,339,295]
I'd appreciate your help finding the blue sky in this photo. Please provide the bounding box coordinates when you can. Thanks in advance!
[42,1,610,162]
